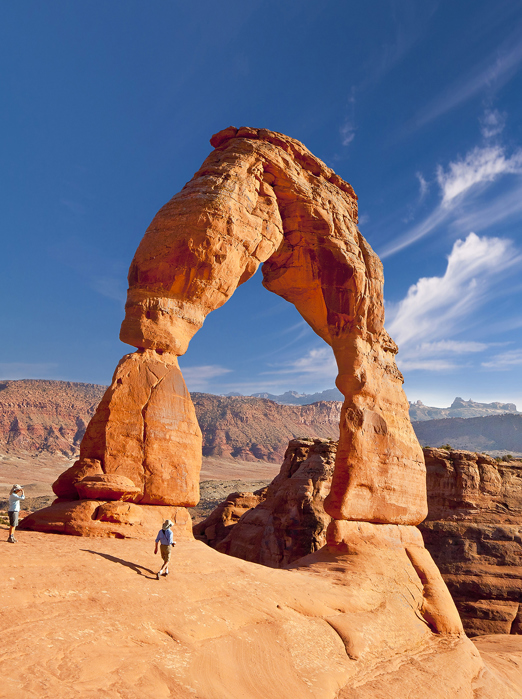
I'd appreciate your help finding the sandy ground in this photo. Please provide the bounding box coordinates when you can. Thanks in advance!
[2,528,522,698]
[0,451,278,496]
[0,451,277,524]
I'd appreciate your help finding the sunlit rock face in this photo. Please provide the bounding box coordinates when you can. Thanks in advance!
[121,125,426,525]
[24,126,424,534]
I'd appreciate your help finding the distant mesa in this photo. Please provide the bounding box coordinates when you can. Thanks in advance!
[410,396,519,422]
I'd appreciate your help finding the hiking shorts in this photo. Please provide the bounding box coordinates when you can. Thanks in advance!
[160,544,171,562]
[8,511,19,527]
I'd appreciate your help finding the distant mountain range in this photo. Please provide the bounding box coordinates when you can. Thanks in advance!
[409,397,519,421]
[247,388,344,404]
[1,379,521,462]
[228,390,519,422]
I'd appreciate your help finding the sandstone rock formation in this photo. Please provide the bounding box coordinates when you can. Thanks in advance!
[419,448,522,637]
[20,351,201,538]
[120,126,425,525]
[23,126,425,537]
[195,438,335,566]
[5,533,522,698]
[15,129,515,693]
[199,441,522,639]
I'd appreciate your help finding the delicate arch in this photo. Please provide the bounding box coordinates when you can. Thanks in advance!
[23,127,426,537]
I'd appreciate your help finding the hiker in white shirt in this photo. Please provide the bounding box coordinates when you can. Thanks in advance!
[154,519,176,579]
[8,484,24,543]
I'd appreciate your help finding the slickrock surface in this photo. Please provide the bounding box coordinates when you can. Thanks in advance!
[0,380,105,456]
[195,438,335,566]
[3,528,522,698]
[419,448,522,637]
[192,392,340,462]
[199,442,522,639]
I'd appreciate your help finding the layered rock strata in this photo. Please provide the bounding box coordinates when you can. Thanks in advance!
[420,448,522,637]
[198,441,522,638]
[195,438,334,566]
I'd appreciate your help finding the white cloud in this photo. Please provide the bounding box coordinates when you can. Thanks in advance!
[340,120,356,146]
[450,177,522,234]
[480,108,506,139]
[436,145,522,207]
[415,30,522,127]
[416,172,429,200]
[417,340,489,355]
[179,364,232,391]
[396,359,460,372]
[387,232,518,349]
[263,346,338,382]
[380,143,522,259]
[482,350,522,370]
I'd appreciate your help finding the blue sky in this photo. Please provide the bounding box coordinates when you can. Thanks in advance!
[2,1,522,408]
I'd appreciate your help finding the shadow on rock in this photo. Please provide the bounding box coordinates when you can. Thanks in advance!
[81,549,157,579]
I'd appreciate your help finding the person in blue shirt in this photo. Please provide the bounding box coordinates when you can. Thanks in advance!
[8,484,25,543]
[154,519,176,579]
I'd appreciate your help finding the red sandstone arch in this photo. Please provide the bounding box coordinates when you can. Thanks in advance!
[21,127,426,538]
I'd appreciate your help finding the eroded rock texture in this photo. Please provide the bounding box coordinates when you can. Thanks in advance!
[199,441,522,638]
[119,126,425,524]
[419,448,522,637]
[25,127,424,535]
[195,438,335,566]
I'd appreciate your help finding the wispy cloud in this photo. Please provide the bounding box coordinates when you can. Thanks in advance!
[179,364,232,391]
[417,340,489,355]
[480,108,506,139]
[437,145,522,206]
[416,172,429,200]
[449,177,522,234]
[263,346,337,382]
[482,349,522,370]
[415,29,522,127]
[397,359,462,372]
[387,232,520,368]
[381,139,522,258]
[0,363,59,380]
[340,119,356,146]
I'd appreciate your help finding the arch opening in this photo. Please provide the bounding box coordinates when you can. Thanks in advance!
[21,127,427,538]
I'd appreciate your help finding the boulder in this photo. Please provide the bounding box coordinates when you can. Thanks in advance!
[212,438,335,566]
[19,499,192,539]
[74,474,141,501]
[52,458,103,499]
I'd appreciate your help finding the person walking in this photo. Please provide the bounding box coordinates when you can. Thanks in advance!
[7,485,24,543]
[154,519,176,579]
